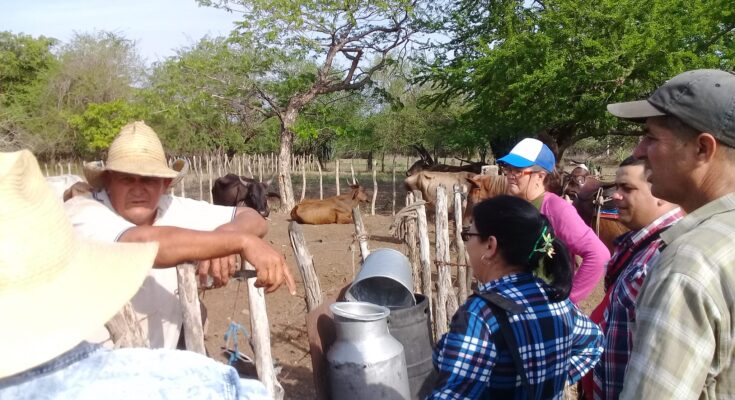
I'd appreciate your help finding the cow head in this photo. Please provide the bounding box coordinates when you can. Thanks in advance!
[463,174,508,226]
[406,144,435,176]
[349,184,369,203]
[561,166,591,201]
[212,173,279,218]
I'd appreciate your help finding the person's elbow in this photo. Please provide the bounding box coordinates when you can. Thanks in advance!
[235,207,268,237]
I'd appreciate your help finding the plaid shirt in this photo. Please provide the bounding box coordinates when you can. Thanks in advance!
[592,208,683,400]
[429,273,603,400]
[621,193,735,399]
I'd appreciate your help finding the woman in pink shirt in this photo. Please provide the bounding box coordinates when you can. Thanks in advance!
[497,138,609,303]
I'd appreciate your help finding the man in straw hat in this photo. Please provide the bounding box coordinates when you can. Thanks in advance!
[0,149,268,399]
[607,69,735,399]
[65,121,296,349]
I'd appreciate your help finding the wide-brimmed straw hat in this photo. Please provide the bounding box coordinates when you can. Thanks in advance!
[83,121,187,189]
[0,150,158,378]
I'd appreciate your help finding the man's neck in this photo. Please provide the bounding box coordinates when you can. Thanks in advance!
[683,163,735,213]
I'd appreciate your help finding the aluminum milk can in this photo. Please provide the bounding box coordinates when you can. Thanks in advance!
[326,302,411,400]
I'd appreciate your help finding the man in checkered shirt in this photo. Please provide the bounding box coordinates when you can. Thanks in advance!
[588,156,683,400]
[608,69,735,399]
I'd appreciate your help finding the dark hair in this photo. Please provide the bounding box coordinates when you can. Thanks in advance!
[471,195,573,301]
[619,156,644,167]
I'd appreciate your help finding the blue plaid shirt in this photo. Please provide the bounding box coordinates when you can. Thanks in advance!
[429,273,603,399]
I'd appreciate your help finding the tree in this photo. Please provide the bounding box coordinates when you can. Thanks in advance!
[67,100,146,157]
[421,0,735,159]
[143,37,270,155]
[200,0,424,210]
[6,31,146,158]
[0,32,58,152]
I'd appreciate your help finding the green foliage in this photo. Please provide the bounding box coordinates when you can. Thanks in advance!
[421,0,735,157]
[67,100,147,156]
[0,31,58,105]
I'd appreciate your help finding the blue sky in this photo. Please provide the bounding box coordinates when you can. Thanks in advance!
[0,0,242,63]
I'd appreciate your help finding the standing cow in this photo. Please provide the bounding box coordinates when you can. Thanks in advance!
[211,174,280,218]
[404,171,476,214]
[290,184,369,224]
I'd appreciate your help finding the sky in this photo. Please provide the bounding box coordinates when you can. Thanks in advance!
[0,0,243,63]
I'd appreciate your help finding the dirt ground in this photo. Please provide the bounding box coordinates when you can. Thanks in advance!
[199,209,604,399]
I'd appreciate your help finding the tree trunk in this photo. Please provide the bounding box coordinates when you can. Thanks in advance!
[277,122,297,212]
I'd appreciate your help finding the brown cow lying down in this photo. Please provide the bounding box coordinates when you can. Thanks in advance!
[404,170,476,214]
[290,185,369,224]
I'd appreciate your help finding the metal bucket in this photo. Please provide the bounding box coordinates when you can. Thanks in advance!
[327,302,411,400]
[345,248,415,309]
[387,294,437,400]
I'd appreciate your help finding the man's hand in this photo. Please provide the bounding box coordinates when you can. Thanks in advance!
[197,254,238,288]
[241,235,297,295]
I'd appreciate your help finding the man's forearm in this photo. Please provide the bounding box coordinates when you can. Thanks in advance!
[217,207,267,237]
[119,225,251,267]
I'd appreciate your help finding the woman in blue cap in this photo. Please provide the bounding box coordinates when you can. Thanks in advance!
[497,138,609,303]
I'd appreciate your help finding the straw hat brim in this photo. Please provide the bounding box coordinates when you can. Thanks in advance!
[0,238,157,378]
[84,158,188,190]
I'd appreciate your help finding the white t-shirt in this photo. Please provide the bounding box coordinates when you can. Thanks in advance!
[65,191,236,349]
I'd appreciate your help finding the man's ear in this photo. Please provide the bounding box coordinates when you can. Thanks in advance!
[696,133,718,162]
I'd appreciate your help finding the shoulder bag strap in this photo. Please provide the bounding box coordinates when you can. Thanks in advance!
[474,291,535,400]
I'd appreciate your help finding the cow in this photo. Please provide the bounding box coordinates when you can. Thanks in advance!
[290,184,369,224]
[561,166,591,201]
[463,174,509,225]
[211,173,280,218]
[406,144,485,176]
[404,170,476,215]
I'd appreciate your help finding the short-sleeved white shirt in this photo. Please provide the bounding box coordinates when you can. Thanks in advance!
[65,191,235,349]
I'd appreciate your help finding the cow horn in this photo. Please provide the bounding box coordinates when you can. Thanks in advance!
[265,172,276,187]
[237,176,252,186]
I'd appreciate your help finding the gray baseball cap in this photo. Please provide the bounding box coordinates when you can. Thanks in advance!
[607,69,735,146]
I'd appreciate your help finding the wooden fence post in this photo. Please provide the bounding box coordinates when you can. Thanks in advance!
[352,206,370,262]
[371,169,377,215]
[453,184,469,304]
[105,302,148,348]
[413,190,433,321]
[244,261,285,400]
[335,159,340,195]
[316,160,323,200]
[176,262,206,354]
[392,165,396,216]
[405,193,420,293]
[288,221,322,312]
[207,155,213,204]
[301,161,307,202]
[434,186,452,338]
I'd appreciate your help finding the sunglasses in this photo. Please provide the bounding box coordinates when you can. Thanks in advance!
[460,226,483,242]
[500,166,536,178]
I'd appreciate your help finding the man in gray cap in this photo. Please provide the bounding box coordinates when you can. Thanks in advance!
[607,69,735,399]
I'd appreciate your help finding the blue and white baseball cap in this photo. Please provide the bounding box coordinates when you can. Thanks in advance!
[497,138,556,173]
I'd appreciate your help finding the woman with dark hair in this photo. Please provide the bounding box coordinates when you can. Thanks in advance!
[429,195,603,399]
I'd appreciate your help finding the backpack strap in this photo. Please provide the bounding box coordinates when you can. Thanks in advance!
[474,290,535,400]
